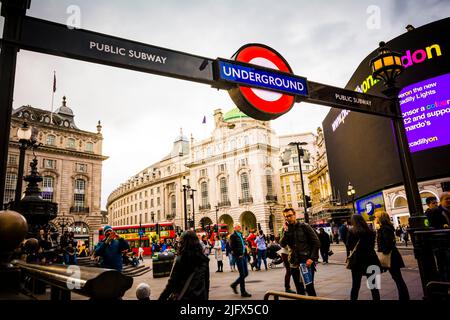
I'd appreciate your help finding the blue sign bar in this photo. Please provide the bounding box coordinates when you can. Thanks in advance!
[218,59,308,97]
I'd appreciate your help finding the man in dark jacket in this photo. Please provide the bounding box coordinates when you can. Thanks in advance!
[339,221,349,256]
[230,224,251,297]
[280,208,321,296]
[429,193,450,229]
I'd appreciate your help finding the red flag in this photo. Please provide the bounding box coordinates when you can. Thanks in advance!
[53,72,56,92]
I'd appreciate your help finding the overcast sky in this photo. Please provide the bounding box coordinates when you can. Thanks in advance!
[1,0,449,209]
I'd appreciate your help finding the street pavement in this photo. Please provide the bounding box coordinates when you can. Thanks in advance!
[107,243,423,300]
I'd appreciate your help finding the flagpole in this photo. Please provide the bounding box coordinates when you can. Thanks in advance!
[50,71,55,124]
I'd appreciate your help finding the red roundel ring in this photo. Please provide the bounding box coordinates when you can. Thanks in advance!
[228,43,295,121]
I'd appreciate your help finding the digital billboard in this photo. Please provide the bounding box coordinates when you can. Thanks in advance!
[355,191,386,222]
[323,17,450,202]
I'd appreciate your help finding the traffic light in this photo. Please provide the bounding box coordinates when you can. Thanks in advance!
[214,224,218,233]
[305,195,312,208]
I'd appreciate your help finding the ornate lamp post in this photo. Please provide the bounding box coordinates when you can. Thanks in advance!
[14,121,34,203]
[347,182,356,214]
[288,142,309,224]
[370,42,425,228]
[215,205,219,233]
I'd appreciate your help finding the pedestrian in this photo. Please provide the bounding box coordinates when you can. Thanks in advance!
[255,230,268,270]
[213,235,224,272]
[64,242,77,265]
[136,283,151,301]
[138,244,145,263]
[424,196,439,223]
[375,211,410,300]
[230,224,252,298]
[225,234,236,272]
[402,226,409,247]
[318,228,331,264]
[93,225,130,271]
[428,193,450,229]
[159,231,210,300]
[339,220,349,256]
[246,229,258,271]
[346,214,381,300]
[200,235,210,256]
[395,226,403,242]
[280,208,321,296]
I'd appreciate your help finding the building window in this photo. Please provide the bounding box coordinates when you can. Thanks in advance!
[157,197,160,206]
[171,194,176,217]
[3,172,17,204]
[85,142,94,152]
[201,181,209,206]
[44,159,56,169]
[200,169,208,177]
[151,199,154,207]
[74,179,86,208]
[157,210,161,221]
[7,154,17,166]
[157,187,160,194]
[76,163,87,173]
[42,176,54,201]
[218,164,226,173]
[244,136,249,146]
[240,158,248,167]
[266,170,273,195]
[241,172,250,199]
[220,177,229,203]
[67,138,76,149]
[145,200,148,209]
[46,134,56,146]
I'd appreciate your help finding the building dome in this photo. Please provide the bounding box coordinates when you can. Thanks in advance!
[223,108,250,122]
[55,96,74,117]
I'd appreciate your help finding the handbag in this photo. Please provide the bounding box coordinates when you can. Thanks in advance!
[167,270,196,301]
[328,250,334,256]
[345,240,360,270]
[377,251,391,268]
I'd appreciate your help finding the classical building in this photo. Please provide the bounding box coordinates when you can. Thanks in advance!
[107,108,284,236]
[307,127,351,225]
[277,132,316,220]
[6,97,107,247]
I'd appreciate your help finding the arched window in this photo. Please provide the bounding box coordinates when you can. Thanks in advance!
[201,181,209,206]
[74,179,86,209]
[393,196,407,208]
[266,169,274,196]
[42,176,54,201]
[46,134,56,146]
[170,194,176,217]
[420,191,437,205]
[220,177,229,203]
[241,172,250,199]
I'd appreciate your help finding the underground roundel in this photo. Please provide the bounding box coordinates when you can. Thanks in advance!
[224,44,298,121]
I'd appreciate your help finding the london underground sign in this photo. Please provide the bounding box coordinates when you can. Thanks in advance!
[216,44,308,121]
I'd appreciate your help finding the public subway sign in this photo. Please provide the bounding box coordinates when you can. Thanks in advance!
[215,44,308,121]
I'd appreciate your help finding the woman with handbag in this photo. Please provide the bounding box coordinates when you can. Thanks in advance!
[346,214,381,300]
[376,211,410,300]
[159,231,210,300]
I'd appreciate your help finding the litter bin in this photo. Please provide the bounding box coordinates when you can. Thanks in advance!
[152,251,175,278]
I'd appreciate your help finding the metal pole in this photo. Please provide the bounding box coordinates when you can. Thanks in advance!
[0,0,30,206]
[295,144,309,224]
[191,189,196,229]
[215,205,219,231]
[183,185,188,231]
[352,195,356,214]
[14,142,26,203]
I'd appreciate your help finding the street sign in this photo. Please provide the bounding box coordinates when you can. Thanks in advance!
[306,81,399,118]
[221,43,305,121]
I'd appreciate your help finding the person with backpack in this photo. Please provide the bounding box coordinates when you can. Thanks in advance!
[280,208,321,296]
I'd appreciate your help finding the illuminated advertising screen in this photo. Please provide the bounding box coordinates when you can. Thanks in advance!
[323,17,450,202]
[355,191,385,222]
[399,73,450,153]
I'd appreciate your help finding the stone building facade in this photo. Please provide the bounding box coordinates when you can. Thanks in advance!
[6,97,107,247]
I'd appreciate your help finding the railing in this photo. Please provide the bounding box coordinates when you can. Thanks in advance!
[264,290,335,300]
[265,195,277,202]
[217,200,231,207]
[13,260,133,300]
[70,206,90,213]
[199,204,211,210]
[239,197,253,205]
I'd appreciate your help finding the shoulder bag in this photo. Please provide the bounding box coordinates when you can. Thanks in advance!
[167,269,196,301]
[345,239,360,270]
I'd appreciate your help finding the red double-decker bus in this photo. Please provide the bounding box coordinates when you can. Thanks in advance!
[98,222,176,255]
[195,223,229,242]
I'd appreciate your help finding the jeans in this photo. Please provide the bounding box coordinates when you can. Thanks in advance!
[389,267,410,300]
[291,264,316,296]
[228,254,236,268]
[257,249,267,270]
[350,269,380,300]
[231,256,249,293]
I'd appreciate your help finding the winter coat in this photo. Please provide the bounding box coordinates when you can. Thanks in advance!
[230,231,247,258]
[376,224,405,269]
[280,222,321,266]
[159,254,210,300]
[95,237,130,272]
[346,229,380,273]
[318,232,331,251]
[429,205,450,229]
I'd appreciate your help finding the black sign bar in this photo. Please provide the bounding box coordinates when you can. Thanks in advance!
[12,16,221,87]
[303,81,399,118]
